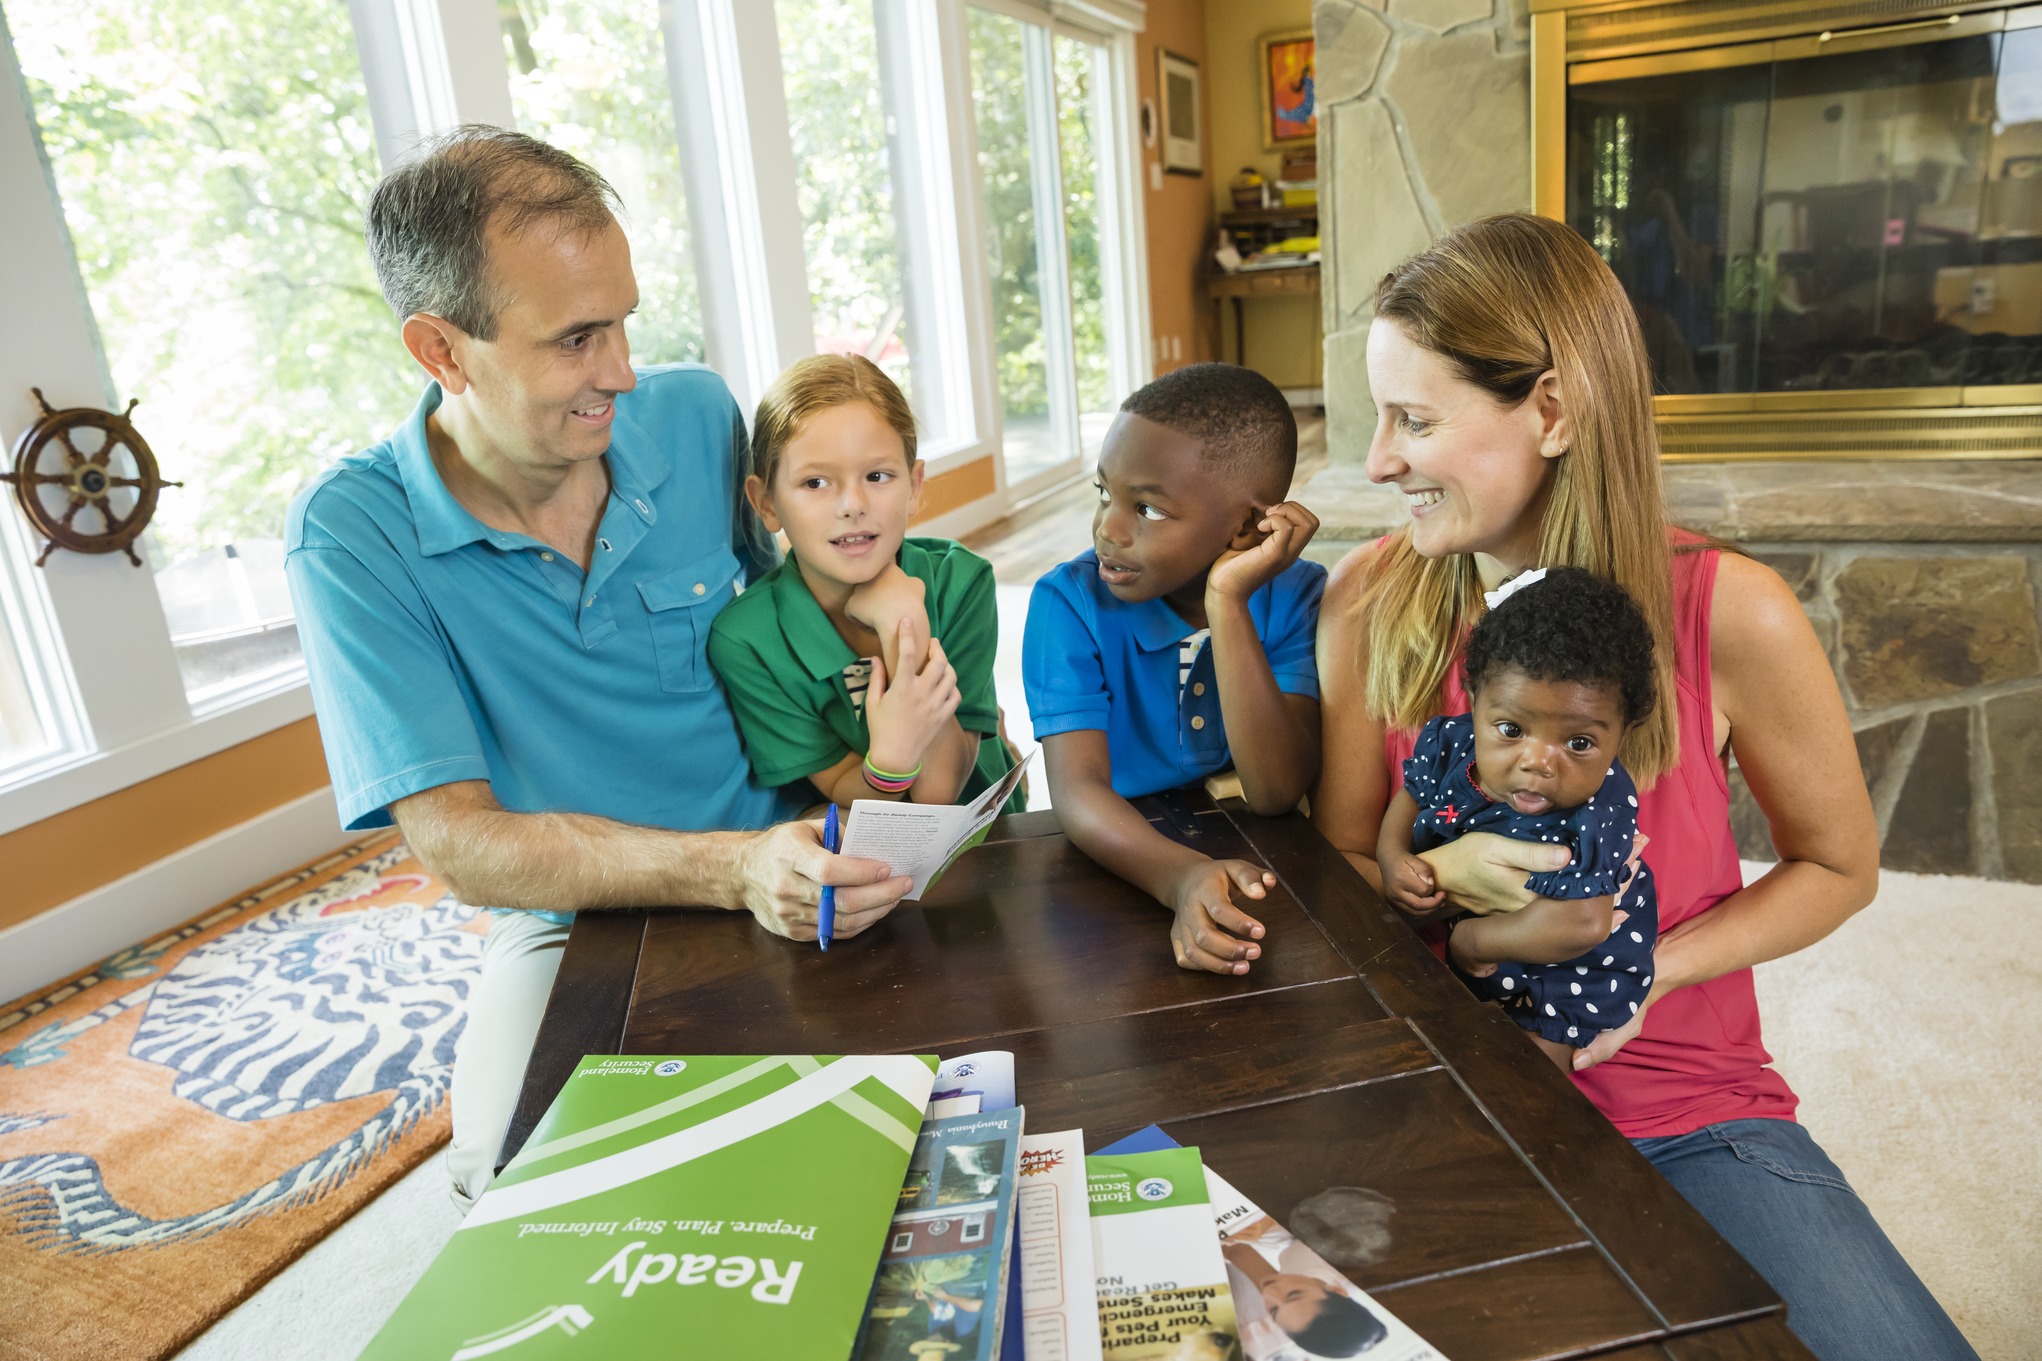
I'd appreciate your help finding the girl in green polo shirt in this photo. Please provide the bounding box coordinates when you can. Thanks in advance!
[707,354,1020,812]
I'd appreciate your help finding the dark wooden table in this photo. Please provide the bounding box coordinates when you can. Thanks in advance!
[504,792,1811,1361]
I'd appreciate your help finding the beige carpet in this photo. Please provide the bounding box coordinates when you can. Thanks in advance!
[1751,862,2041,1361]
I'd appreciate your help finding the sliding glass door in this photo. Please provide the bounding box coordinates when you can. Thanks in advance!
[968,6,1130,501]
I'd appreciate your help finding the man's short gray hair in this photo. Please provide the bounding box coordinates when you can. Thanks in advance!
[366,125,621,341]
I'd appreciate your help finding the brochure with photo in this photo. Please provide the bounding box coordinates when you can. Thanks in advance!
[359,1054,937,1360]
[1085,1146,1238,1360]
[1012,1128,1103,1361]
[1096,1126,1448,1361]
[854,1107,1026,1361]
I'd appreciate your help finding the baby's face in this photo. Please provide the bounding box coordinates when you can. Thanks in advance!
[1469,668,1625,815]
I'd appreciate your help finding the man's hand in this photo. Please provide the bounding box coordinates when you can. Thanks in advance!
[864,619,960,775]
[1206,502,1320,605]
[1380,850,1446,915]
[734,820,912,941]
[1418,831,1573,917]
[1167,857,1272,975]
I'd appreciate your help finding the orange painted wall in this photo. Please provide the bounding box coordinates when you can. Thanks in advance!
[911,454,997,523]
[1137,0,1216,374]
[0,716,331,930]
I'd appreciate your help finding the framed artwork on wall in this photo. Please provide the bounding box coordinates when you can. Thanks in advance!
[1260,29,1316,151]
[1158,48,1201,176]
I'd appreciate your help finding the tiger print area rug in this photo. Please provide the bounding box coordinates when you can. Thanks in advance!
[0,833,487,1361]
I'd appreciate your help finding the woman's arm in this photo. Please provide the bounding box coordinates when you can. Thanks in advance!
[1575,553,1878,1067]
[1669,553,1879,984]
[1310,549,1394,890]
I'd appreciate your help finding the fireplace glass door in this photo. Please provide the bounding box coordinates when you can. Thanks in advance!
[1569,13,2042,398]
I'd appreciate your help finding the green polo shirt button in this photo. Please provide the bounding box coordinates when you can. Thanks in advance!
[540,552,555,562]
[693,582,706,595]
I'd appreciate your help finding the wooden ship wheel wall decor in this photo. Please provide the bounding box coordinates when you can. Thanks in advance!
[0,388,179,566]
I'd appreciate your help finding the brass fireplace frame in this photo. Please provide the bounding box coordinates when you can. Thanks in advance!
[1529,0,2042,460]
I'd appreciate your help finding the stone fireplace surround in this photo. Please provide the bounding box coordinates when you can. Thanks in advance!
[1306,0,2042,881]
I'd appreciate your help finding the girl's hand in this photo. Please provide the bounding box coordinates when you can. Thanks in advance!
[845,564,929,667]
[863,619,959,775]
[1381,851,1446,915]
[1417,832,1573,917]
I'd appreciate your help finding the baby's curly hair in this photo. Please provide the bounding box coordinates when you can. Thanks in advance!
[1465,566,1657,727]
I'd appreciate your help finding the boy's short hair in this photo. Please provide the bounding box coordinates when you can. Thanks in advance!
[1119,363,1297,494]
[751,354,917,489]
[1465,566,1658,727]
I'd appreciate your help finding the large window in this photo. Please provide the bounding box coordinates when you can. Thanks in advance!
[777,0,913,396]
[0,0,1145,822]
[10,0,412,705]
[501,0,705,365]
[968,7,1127,496]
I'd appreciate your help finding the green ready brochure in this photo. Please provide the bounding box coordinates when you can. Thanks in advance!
[359,1054,938,1360]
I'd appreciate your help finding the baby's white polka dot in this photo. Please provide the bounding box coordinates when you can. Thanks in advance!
[1545,1003,1556,1016]
[1643,975,1652,986]
[1627,794,1638,806]
[1575,965,1588,974]
[1601,956,1614,966]
[1627,965,1639,973]
[1570,982,1582,995]
[1609,979,1618,992]
[1586,1003,1598,1014]
[1629,931,1643,942]
[1628,1001,1638,1014]
[1501,976,1515,990]
[1567,1026,1579,1038]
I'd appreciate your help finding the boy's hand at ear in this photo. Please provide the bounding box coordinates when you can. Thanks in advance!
[1206,501,1320,604]
[1167,858,1272,974]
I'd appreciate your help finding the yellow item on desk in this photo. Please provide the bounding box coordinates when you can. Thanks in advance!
[1274,235,1320,254]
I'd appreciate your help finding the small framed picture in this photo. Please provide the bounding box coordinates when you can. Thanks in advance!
[1158,49,1201,176]
[1260,28,1316,151]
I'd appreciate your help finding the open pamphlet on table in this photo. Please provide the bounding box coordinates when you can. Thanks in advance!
[837,750,1033,901]
[359,1045,1446,1360]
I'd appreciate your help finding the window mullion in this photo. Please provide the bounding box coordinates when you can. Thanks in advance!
[1022,23,1081,469]
[0,17,188,755]
[1095,33,1151,399]
[664,0,815,412]
[351,0,515,163]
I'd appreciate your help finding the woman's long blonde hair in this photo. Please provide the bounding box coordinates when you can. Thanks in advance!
[1356,213,1680,784]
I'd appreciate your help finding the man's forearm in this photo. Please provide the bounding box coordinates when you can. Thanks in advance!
[1208,598,1316,814]
[398,794,751,912]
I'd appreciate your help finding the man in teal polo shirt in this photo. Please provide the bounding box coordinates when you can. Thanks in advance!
[285,128,911,1206]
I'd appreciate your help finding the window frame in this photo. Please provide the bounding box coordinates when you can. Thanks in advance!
[0,0,1148,834]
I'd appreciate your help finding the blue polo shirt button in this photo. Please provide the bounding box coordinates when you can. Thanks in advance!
[1192,681,1205,695]
[586,596,597,607]
[1190,715,1205,730]
[540,551,554,562]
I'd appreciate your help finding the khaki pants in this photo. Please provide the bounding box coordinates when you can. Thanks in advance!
[445,909,572,1210]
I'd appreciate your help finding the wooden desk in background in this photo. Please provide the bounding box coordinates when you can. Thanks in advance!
[1209,264,1320,369]
[504,791,1812,1361]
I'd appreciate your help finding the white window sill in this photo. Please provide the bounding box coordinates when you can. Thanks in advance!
[0,674,316,838]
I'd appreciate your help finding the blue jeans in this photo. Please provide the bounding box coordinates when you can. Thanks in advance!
[1633,1118,1978,1361]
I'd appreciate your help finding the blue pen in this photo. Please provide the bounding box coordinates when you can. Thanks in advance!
[818,803,839,952]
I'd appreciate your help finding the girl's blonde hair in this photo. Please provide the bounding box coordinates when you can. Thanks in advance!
[1355,213,1680,784]
[751,353,918,488]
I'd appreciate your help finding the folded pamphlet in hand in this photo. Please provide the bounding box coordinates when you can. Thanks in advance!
[839,752,1034,900]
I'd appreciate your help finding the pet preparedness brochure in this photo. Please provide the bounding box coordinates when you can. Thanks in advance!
[854,1107,1026,1361]
[1086,1146,1239,1359]
[359,1054,937,1361]
[1208,1168,1445,1361]
[838,752,1033,899]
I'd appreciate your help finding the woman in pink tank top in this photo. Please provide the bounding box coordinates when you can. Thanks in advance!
[1313,216,1975,1361]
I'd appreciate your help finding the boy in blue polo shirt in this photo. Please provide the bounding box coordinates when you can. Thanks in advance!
[1023,364,1325,977]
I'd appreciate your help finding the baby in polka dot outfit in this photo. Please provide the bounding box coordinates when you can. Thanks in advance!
[1377,566,1657,1072]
